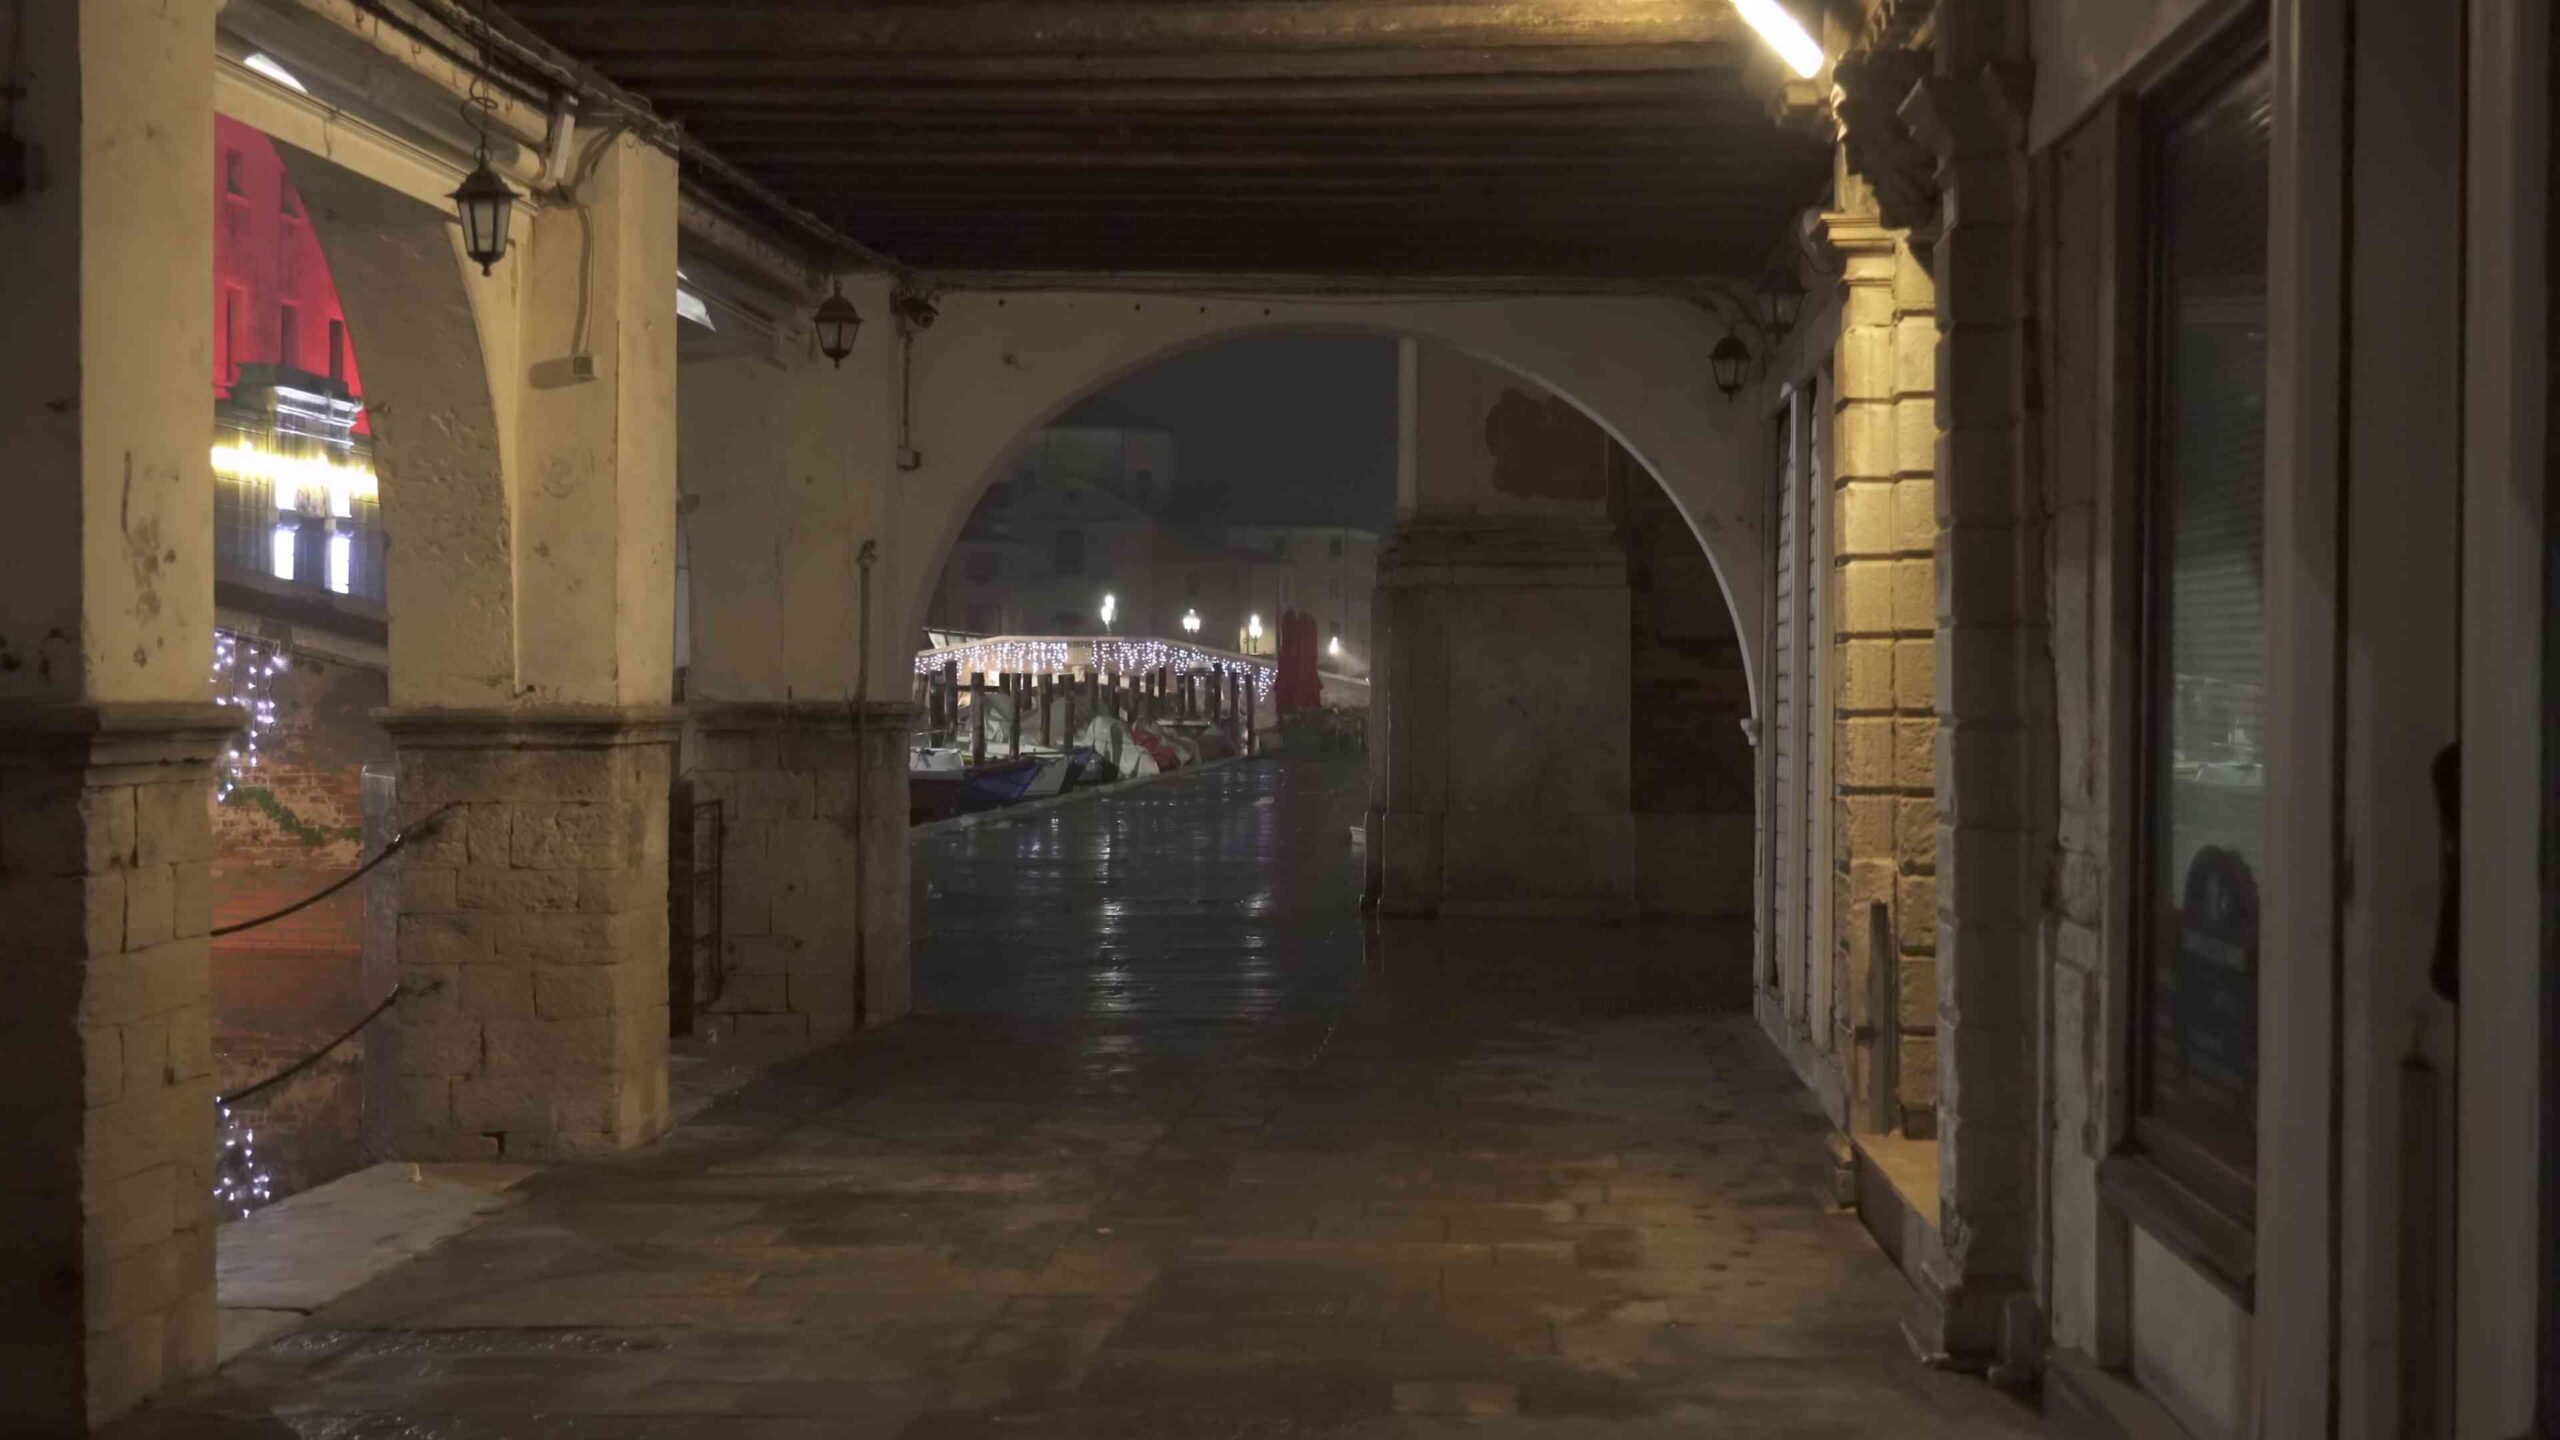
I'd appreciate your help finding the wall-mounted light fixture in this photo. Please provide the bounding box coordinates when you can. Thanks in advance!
[1710,333,1753,400]
[1100,593,1118,632]
[1757,267,1807,335]
[1735,0,1825,80]
[1181,608,1202,636]
[450,0,519,276]
[813,281,863,367]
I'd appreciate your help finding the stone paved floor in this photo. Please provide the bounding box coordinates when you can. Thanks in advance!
[116,757,2035,1438]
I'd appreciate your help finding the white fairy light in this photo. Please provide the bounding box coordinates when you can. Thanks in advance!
[213,1103,276,1218]
[211,629,288,801]
[914,633,1277,702]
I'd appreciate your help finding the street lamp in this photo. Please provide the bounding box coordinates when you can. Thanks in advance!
[1100,593,1117,632]
[1329,636,1342,658]
[1181,608,1202,636]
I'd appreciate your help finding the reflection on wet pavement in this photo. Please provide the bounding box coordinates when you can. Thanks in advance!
[115,757,2032,1437]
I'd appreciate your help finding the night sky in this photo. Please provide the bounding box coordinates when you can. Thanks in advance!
[1060,332,1398,532]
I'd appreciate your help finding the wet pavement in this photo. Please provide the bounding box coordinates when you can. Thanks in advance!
[116,757,2034,1438]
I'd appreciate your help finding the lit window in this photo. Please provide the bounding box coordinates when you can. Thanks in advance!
[326,532,352,594]
[270,524,297,582]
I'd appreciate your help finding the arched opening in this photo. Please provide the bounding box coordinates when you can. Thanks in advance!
[199,116,513,1212]
[202,116,397,1213]
[904,326,1758,1023]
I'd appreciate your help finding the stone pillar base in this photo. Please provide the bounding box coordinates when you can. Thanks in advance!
[1905,1252,2029,1370]
[377,707,678,1161]
[685,702,912,1041]
[0,702,234,1431]
[1372,515,1637,919]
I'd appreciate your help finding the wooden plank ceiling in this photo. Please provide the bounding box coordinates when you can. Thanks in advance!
[503,1,1833,279]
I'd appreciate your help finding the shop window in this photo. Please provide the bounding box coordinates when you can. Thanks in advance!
[2129,40,2274,1226]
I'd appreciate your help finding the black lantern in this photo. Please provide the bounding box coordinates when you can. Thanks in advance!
[1710,332,1752,399]
[450,156,518,276]
[1758,267,1807,334]
[814,282,864,367]
[451,0,516,277]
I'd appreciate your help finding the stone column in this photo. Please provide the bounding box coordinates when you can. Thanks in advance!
[0,711,234,1430]
[1372,344,1635,918]
[372,133,685,1160]
[678,317,911,1039]
[1903,0,2046,1365]
[375,710,678,1159]
[685,704,912,1038]
[1823,213,1943,1136]
[0,1,226,1427]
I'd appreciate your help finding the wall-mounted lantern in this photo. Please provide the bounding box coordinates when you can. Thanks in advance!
[814,281,864,367]
[451,158,518,277]
[1181,608,1202,636]
[1100,593,1118,632]
[1758,267,1807,334]
[451,0,517,276]
[1710,333,1753,400]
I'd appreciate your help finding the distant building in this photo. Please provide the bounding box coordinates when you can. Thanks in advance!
[1222,526,1377,675]
[926,404,1382,676]
[924,406,1290,650]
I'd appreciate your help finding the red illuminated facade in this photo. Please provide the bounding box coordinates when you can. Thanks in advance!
[212,116,382,604]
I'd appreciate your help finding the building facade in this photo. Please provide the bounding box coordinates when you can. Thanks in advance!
[924,415,1298,655]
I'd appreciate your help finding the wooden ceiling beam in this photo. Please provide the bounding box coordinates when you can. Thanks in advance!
[513,2,1746,60]
[613,44,1745,92]
[636,71,1738,111]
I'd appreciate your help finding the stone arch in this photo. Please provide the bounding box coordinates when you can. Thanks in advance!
[276,145,516,708]
[887,290,1770,712]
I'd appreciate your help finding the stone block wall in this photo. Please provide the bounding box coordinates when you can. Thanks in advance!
[682,704,913,1042]
[1373,515,1637,918]
[375,711,675,1161]
[0,707,232,1432]
[1827,214,1944,1136]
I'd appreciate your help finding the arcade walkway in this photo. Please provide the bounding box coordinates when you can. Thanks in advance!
[113,760,2033,1437]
